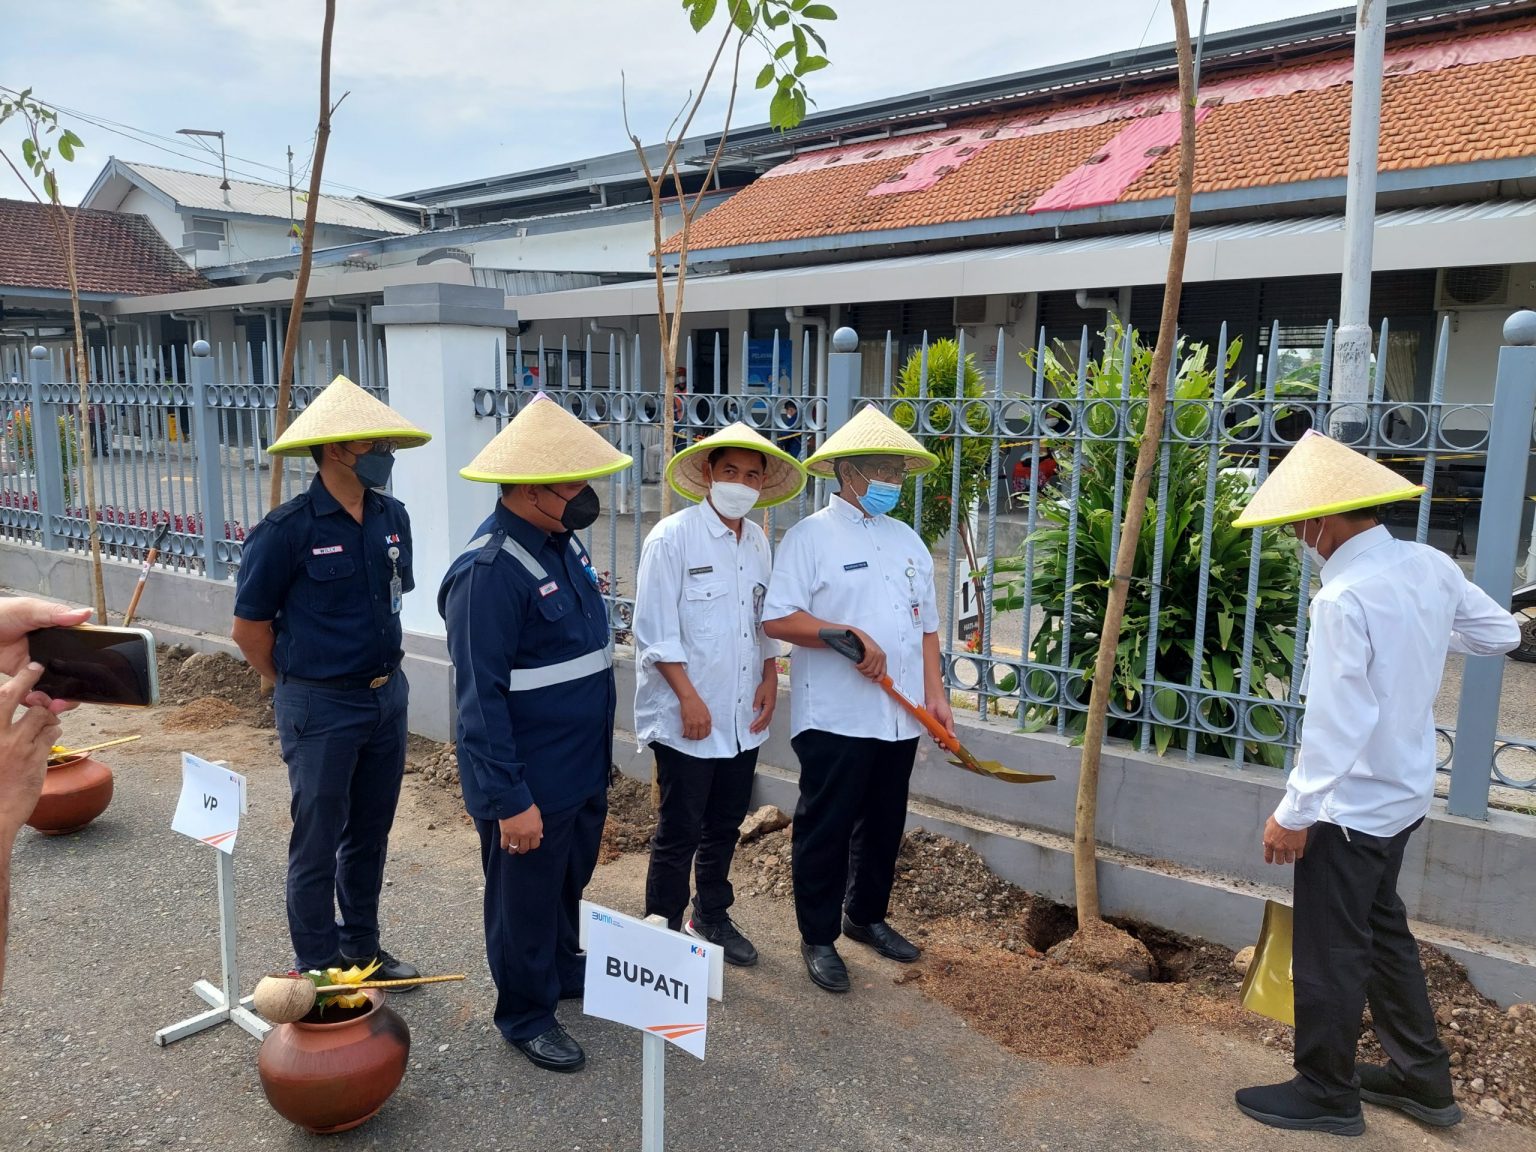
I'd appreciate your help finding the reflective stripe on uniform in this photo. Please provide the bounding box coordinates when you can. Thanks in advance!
[506,645,614,692]
[464,533,547,580]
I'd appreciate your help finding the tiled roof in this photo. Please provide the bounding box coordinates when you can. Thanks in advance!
[0,199,209,296]
[672,16,1536,255]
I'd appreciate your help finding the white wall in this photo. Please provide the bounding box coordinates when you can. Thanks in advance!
[460,217,661,274]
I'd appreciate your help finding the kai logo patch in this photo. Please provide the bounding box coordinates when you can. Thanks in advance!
[383,533,401,544]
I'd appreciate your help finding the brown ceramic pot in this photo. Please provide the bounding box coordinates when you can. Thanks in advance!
[257,988,410,1134]
[26,754,113,835]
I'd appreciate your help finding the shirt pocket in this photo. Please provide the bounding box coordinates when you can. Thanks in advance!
[683,582,728,641]
[303,555,357,611]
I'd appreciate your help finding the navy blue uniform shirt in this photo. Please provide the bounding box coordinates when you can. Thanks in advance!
[439,500,615,822]
[234,474,413,681]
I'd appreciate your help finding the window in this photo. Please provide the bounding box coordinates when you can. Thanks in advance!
[188,216,227,242]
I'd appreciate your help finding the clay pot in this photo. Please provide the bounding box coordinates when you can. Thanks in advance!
[26,754,113,835]
[257,988,410,1134]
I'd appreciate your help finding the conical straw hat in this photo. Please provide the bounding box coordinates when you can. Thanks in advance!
[666,422,807,509]
[805,403,939,479]
[1232,429,1423,528]
[268,375,430,456]
[460,393,631,484]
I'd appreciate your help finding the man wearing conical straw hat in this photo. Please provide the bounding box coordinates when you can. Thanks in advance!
[761,404,946,994]
[438,394,630,1074]
[233,375,429,985]
[1229,429,1517,1136]
[633,422,806,967]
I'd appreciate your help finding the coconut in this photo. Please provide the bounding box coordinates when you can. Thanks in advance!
[254,975,318,1024]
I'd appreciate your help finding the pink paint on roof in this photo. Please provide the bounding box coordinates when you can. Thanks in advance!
[1030,106,1211,213]
[868,140,999,196]
[761,22,1536,192]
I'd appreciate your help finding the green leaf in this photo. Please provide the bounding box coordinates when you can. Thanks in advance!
[774,38,796,58]
[57,135,75,162]
[792,23,807,61]
[1217,611,1233,651]
[769,85,796,128]
[802,2,838,17]
[755,62,776,88]
[21,137,36,168]
[796,54,829,74]
[688,0,717,32]
[728,0,754,32]
[42,170,58,204]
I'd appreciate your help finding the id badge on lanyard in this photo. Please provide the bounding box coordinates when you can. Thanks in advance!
[388,546,403,615]
[906,562,920,628]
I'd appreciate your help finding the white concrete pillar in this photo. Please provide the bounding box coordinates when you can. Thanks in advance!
[372,283,518,640]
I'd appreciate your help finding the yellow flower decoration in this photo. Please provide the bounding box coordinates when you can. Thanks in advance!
[311,958,382,1011]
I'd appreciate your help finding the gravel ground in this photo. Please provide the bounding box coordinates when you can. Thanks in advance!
[2,700,1530,1151]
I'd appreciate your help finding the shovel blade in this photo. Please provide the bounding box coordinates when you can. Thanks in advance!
[947,757,1055,785]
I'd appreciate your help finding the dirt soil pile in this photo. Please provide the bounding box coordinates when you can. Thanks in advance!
[157,646,271,725]
[160,696,245,733]
[600,775,655,864]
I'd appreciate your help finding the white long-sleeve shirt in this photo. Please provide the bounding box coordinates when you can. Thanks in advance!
[633,499,778,759]
[763,495,939,740]
[1276,525,1519,836]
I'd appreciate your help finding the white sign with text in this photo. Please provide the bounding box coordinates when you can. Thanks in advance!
[170,752,245,854]
[580,902,718,1059]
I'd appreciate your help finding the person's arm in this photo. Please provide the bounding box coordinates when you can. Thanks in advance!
[442,562,542,852]
[231,618,278,683]
[1274,596,1377,832]
[1448,574,1521,656]
[634,532,711,741]
[922,631,954,735]
[0,662,65,994]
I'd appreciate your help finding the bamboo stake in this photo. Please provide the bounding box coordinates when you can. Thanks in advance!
[1072,0,1198,928]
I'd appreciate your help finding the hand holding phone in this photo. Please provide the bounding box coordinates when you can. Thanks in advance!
[27,625,160,708]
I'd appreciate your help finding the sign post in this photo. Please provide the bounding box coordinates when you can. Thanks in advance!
[579,903,723,1152]
[154,754,268,1046]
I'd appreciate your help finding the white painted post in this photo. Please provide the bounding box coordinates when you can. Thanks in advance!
[1329,0,1386,443]
[372,283,518,640]
[641,1031,666,1152]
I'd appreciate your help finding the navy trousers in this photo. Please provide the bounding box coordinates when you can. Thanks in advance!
[1292,818,1451,1111]
[789,730,918,946]
[475,789,607,1043]
[274,674,408,970]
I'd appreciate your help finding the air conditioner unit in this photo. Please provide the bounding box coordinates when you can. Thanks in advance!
[181,228,224,253]
[953,295,990,327]
[1436,265,1510,310]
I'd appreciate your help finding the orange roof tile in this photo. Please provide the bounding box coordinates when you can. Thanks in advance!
[671,16,1536,256]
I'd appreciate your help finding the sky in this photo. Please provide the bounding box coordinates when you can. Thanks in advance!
[3,0,1348,206]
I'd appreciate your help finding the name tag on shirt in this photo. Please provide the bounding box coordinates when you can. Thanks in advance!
[688,566,714,576]
[539,581,560,597]
[312,545,344,556]
[843,561,869,571]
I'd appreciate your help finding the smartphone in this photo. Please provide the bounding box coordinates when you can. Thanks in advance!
[27,624,160,707]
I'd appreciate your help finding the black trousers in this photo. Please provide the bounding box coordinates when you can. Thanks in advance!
[644,742,759,926]
[790,729,918,946]
[1292,818,1451,1110]
[274,675,408,969]
[475,790,607,1043]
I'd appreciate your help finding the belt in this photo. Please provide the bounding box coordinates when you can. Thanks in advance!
[280,668,396,692]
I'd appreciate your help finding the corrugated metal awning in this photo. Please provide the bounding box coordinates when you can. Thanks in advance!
[507,200,1536,321]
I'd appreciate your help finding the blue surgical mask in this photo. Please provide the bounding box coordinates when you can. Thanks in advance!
[858,478,902,518]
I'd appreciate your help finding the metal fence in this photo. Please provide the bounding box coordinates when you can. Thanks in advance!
[468,317,1536,813]
[0,337,387,578]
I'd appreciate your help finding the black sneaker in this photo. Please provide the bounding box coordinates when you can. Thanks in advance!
[685,917,759,967]
[1358,1064,1462,1127]
[340,947,420,990]
[1235,1080,1365,1136]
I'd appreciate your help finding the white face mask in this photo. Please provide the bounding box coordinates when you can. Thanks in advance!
[1300,520,1326,571]
[709,480,760,520]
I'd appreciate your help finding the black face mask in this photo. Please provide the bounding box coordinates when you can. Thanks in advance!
[545,484,600,532]
[348,445,395,490]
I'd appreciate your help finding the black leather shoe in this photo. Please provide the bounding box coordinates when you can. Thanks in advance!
[841,916,920,963]
[801,943,850,993]
[340,947,420,990]
[686,917,759,967]
[512,1025,586,1073]
[1235,1080,1364,1136]
[1358,1064,1462,1127]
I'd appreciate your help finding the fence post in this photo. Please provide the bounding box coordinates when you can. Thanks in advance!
[189,340,227,581]
[1448,310,1536,819]
[27,345,65,553]
[825,326,860,436]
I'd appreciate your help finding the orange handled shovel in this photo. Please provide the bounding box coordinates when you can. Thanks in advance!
[818,628,1053,785]
[123,519,171,628]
